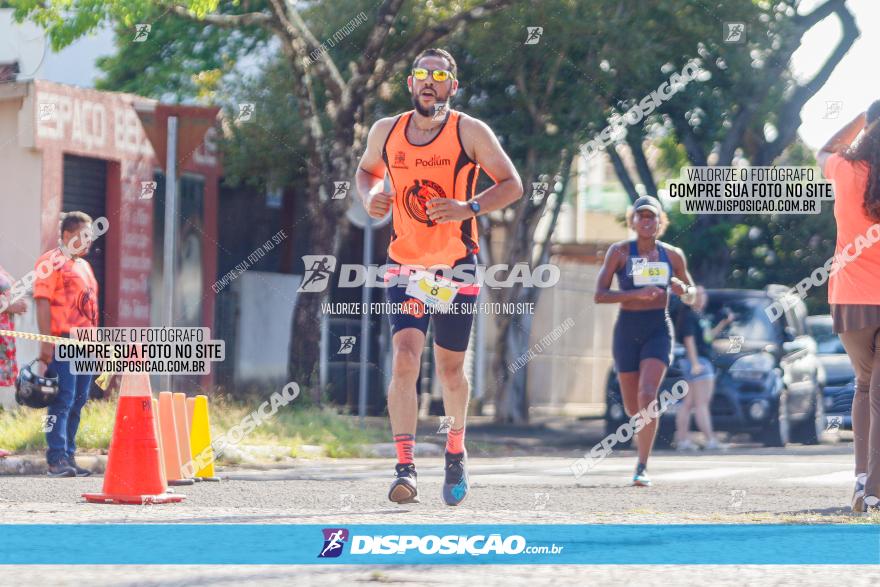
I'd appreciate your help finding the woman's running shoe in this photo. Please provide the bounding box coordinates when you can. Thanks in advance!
[852,474,866,513]
[863,495,879,513]
[388,463,419,504]
[632,462,651,487]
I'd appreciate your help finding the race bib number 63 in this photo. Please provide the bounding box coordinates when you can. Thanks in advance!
[632,260,670,287]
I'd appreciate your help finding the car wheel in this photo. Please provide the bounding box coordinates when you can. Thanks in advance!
[791,392,824,445]
[759,399,790,448]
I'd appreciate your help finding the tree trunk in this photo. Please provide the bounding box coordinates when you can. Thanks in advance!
[288,166,328,399]
[491,153,571,423]
[287,115,354,399]
[492,302,532,423]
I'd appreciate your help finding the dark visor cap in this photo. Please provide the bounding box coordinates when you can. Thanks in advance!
[633,195,662,215]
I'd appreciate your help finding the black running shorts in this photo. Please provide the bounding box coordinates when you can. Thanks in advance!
[384,258,478,353]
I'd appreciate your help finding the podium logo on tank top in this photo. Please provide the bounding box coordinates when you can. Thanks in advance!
[415,155,451,167]
[404,179,447,225]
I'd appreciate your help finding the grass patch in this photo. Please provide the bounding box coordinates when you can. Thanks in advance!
[0,396,389,458]
[0,401,115,452]
[209,396,389,458]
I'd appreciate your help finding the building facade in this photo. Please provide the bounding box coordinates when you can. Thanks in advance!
[0,79,221,390]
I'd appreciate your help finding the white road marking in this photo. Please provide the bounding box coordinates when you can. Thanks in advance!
[658,467,760,482]
[778,470,853,485]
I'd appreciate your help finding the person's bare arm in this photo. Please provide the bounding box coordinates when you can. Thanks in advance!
[35,298,53,364]
[427,116,523,223]
[710,313,733,338]
[594,243,661,304]
[667,246,697,304]
[355,117,396,219]
[5,300,27,314]
[817,112,866,171]
[2,296,26,314]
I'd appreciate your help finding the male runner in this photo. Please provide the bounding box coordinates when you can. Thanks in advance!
[356,48,523,505]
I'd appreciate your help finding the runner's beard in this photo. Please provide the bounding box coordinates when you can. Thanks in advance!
[412,92,449,117]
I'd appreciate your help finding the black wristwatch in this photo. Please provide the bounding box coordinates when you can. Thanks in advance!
[468,200,480,216]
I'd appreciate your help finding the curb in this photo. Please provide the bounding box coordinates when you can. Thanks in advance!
[0,442,446,475]
[359,442,444,458]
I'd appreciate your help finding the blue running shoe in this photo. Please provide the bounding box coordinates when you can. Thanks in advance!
[388,463,419,504]
[632,462,651,487]
[443,451,469,506]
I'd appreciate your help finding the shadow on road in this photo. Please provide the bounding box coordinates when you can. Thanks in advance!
[467,417,855,458]
[101,509,410,524]
[781,506,859,517]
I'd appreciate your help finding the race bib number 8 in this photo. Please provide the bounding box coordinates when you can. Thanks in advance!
[632,260,670,286]
[405,270,460,309]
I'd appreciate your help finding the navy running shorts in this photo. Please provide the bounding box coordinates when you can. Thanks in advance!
[612,308,674,373]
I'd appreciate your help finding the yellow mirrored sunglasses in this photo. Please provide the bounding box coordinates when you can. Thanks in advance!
[411,68,455,82]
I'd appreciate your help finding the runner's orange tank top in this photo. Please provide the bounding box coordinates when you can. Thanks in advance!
[382,110,481,267]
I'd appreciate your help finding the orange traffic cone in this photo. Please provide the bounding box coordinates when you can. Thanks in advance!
[152,398,166,487]
[184,397,204,481]
[83,373,184,504]
[158,391,194,486]
[173,392,197,482]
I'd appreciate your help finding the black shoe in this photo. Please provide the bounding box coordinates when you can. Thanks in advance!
[47,462,76,478]
[442,451,469,506]
[388,463,419,504]
[65,457,91,477]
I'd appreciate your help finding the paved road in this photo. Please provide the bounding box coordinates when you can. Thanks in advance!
[0,445,870,523]
[1,564,877,586]
[1,446,878,584]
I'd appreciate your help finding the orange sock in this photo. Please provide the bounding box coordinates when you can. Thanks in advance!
[446,427,465,454]
[394,433,414,464]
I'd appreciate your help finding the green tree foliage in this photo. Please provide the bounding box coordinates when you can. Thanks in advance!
[11,0,516,399]
[11,0,855,416]
[93,3,271,101]
[664,139,837,313]
[589,0,856,289]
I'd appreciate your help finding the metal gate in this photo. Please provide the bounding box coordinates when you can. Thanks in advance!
[62,154,107,325]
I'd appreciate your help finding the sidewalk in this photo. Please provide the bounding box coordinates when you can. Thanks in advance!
[465,415,605,454]
[0,416,606,475]
[0,453,107,475]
